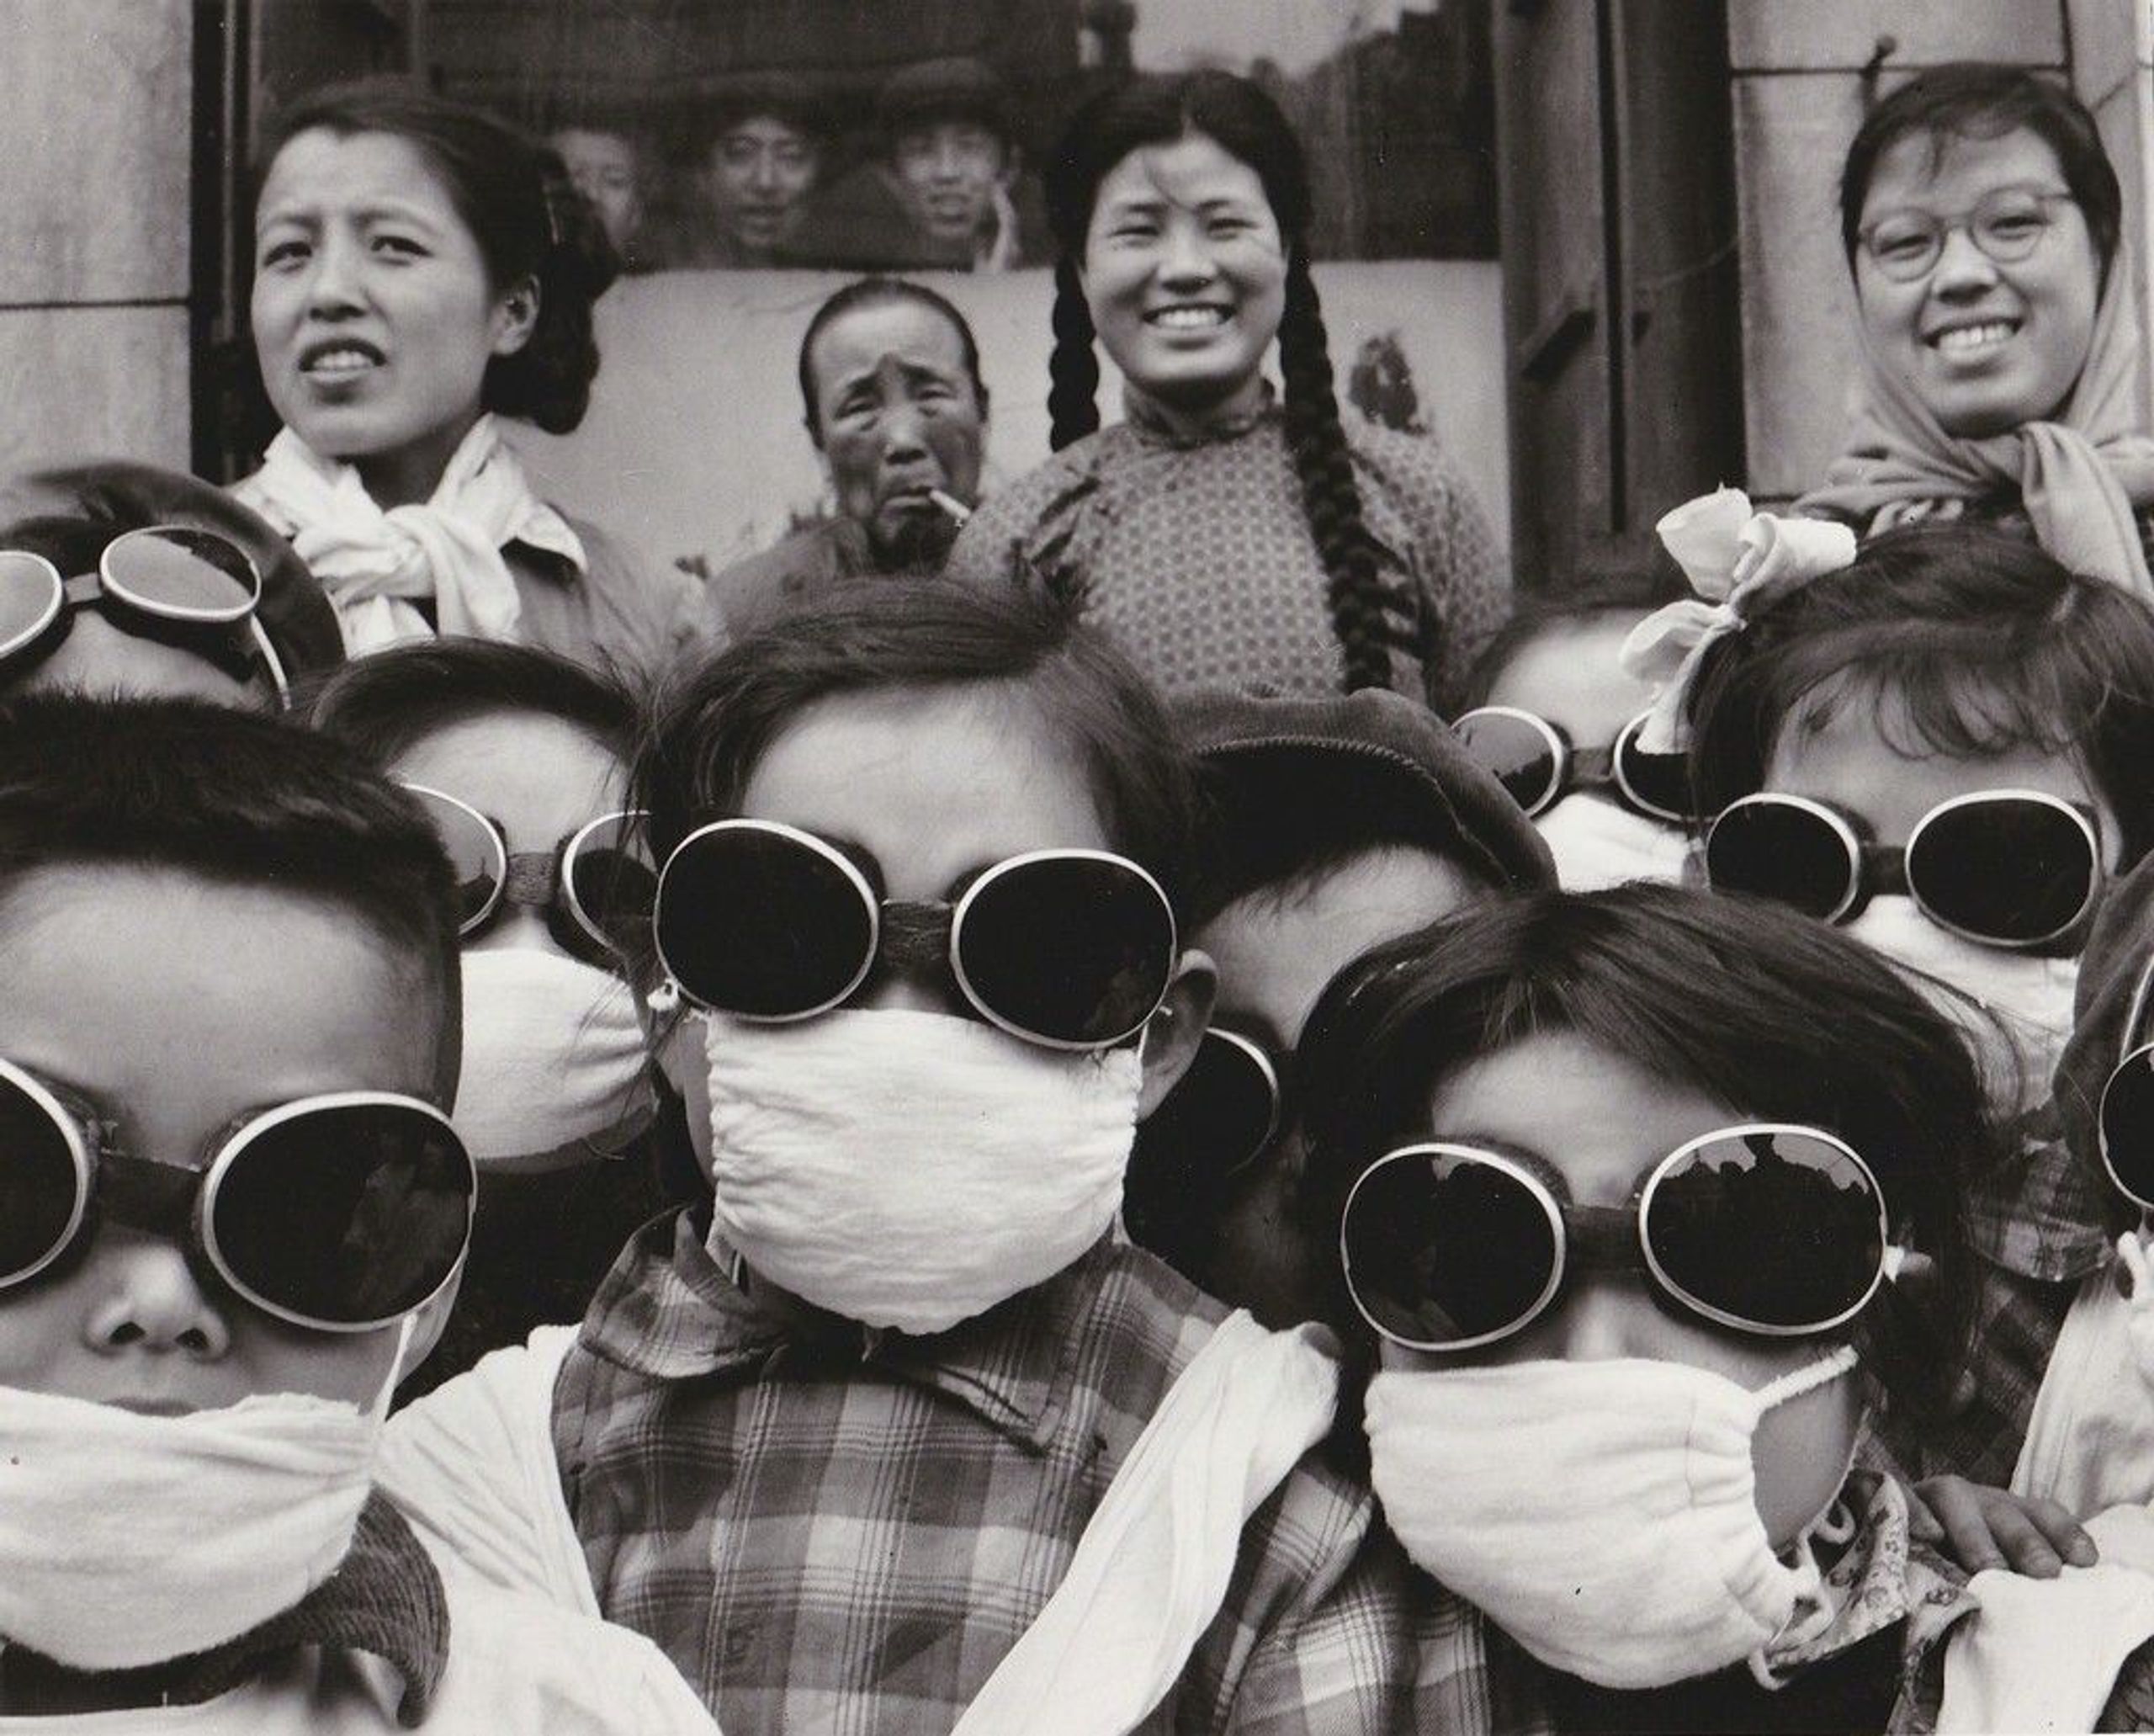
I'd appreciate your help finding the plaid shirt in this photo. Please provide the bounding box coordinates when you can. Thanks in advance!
[551,1208,1414,1733]
[1895,1120,2113,1484]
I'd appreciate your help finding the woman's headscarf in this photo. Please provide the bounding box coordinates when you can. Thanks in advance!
[1797,251,2154,599]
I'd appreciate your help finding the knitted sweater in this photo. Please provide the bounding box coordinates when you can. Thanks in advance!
[946,400,1509,712]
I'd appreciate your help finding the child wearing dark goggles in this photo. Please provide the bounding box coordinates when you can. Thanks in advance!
[1457,563,1695,890]
[652,816,1178,1050]
[1122,685,1554,1320]
[1292,884,2098,1723]
[1686,528,2154,1135]
[308,640,669,1396]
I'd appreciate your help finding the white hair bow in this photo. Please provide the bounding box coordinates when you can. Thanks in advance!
[1620,487,1858,754]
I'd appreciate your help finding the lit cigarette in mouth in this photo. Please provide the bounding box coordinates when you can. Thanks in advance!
[927,489,974,525]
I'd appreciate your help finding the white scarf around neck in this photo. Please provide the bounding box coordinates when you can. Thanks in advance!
[234,416,585,654]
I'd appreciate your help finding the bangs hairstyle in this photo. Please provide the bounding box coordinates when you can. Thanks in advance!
[797,277,988,444]
[634,577,1197,925]
[0,693,463,1098]
[1840,62,2122,280]
[255,78,618,434]
[305,638,637,767]
[1686,527,2154,865]
[1296,884,1988,1420]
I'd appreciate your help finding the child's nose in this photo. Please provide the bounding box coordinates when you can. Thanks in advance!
[82,1236,232,1362]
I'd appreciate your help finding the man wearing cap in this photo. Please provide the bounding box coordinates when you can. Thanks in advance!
[794,58,1032,272]
[1125,687,1555,1325]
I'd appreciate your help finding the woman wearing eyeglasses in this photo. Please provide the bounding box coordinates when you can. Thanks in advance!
[235,80,702,676]
[1292,884,2154,1728]
[1798,63,2154,597]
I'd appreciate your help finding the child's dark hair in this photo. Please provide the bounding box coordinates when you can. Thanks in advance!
[1460,554,1689,713]
[0,693,463,1098]
[1687,526,2154,866]
[1840,63,2121,284]
[634,580,1197,945]
[1187,757,1488,932]
[1042,72,1395,691]
[1296,884,1988,1424]
[256,78,618,434]
[305,638,637,767]
[796,277,988,444]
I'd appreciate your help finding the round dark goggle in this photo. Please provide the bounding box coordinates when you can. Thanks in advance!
[1125,1027,1284,1236]
[653,818,1178,1050]
[0,527,291,706]
[1452,705,1695,825]
[405,785,654,968]
[1705,788,2099,951]
[0,1059,474,1334]
[1339,1124,1891,1351]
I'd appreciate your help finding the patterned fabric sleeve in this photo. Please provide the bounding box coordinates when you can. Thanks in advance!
[1183,1461,1415,1733]
[944,443,1101,603]
[1350,425,1511,715]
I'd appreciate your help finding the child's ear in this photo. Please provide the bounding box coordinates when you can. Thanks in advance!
[1136,948,1216,1120]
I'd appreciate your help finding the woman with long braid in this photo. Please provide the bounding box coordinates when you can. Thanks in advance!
[947,72,1508,708]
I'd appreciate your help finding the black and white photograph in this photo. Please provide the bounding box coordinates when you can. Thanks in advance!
[0,1,2152,1730]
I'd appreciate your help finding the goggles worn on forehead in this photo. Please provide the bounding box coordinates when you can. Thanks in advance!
[404,784,653,968]
[1340,1124,1894,1353]
[1705,788,2100,951]
[0,1059,474,1334]
[652,817,1178,1050]
[1452,705,1696,825]
[0,528,292,707]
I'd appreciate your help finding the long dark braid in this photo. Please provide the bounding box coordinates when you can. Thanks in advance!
[1048,257,1102,452]
[1277,249,1393,691]
[1043,72,1409,691]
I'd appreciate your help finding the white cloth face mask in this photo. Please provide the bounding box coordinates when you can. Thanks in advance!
[1366,1346,1859,1690]
[0,1316,409,1670]
[698,1006,1141,1335]
[1844,897,2078,1120]
[454,948,654,1166]
[1536,792,1690,891]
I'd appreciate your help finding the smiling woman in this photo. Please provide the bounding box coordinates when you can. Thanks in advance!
[946,71,1508,713]
[1798,64,2154,597]
[231,79,704,676]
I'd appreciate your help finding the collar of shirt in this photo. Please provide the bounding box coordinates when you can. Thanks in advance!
[8,1494,451,1719]
[1120,379,1279,449]
[575,1204,1117,1449]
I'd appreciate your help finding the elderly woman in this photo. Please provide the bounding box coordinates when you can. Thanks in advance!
[1798,63,2154,596]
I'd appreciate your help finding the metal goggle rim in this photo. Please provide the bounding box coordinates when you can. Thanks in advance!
[1199,1027,1287,1177]
[653,816,1176,1051]
[1706,788,2101,949]
[0,1059,473,1335]
[403,783,648,958]
[2098,953,2154,1210]
[1454,704,1690,825]
[0,529,290,708]
[1339,1124,1893,1353]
